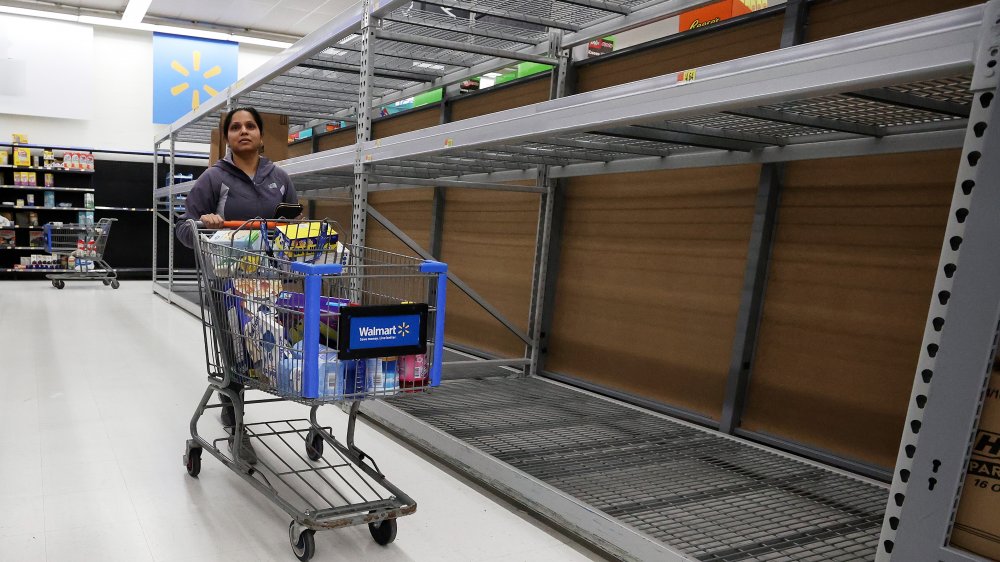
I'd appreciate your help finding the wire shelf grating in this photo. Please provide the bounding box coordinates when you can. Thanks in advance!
[388,377,887,561]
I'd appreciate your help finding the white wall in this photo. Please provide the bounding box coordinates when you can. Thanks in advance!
[0,14,281,155]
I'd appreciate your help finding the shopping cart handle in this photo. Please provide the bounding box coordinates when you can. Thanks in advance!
[222,220,287,229]
[190,220,289,229]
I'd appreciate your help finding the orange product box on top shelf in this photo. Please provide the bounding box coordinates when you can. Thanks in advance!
[678,0,769,32]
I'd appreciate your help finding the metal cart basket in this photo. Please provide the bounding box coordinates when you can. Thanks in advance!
[43,218,119,289]
[184,218,447,561]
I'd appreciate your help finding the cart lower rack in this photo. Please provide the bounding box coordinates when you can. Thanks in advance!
[43,218,119,289]
[184,219,447,561]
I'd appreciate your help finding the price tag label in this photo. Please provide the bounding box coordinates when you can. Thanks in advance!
[677,69,697,84]
[444,138,454,147]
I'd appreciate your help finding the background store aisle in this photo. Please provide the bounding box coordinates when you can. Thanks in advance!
[0,282,604,562]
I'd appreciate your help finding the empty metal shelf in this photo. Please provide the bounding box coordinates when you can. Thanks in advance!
[365,377,888,561]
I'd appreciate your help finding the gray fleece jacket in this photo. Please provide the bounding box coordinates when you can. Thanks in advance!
[176,154,298,248]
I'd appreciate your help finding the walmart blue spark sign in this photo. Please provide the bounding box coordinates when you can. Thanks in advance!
[152,33,237,124]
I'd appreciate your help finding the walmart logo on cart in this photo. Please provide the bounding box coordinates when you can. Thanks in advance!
[352,315,420,348]
[359,323,409,338]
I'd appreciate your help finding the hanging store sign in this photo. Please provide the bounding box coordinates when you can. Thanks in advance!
[152,33,237,124]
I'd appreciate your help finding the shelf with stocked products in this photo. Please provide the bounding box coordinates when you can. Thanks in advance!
[0,166,94,175]
[0,185,95,192]
[0,150,98,273]
[0,205,95,212]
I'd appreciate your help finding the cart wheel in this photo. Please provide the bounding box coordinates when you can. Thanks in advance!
[369,518,397,546]
[52,280,64,290]
[185,446,202,478]
[289,523,316,561]
[111,280,120,289]
[306,431,324,461]
[103,279,111,286]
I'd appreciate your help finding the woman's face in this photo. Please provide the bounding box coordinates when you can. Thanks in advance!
[227,110,262,155]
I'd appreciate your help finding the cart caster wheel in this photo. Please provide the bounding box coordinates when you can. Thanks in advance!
[103,279,111,286]
[111,280,120,289]
[52,280,64,290]
[289,523,315,561]
[369,518,397,546]
[184,443,202,478]
[306,431,324,461]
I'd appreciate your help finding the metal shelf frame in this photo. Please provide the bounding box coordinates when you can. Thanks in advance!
[152,0,723,352]
[154,1,1000,560]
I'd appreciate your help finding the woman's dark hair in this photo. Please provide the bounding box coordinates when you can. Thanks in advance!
[223,106,264,135]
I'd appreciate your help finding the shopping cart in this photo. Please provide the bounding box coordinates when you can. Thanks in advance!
[184,218,447,561]
[43,218,119,289]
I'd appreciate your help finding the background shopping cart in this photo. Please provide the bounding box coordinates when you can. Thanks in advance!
[43,218,119,289]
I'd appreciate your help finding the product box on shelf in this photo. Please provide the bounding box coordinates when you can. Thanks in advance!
[0,229,15,248]
[84,193,94,209]
[28,230,44,248]
[44,173,54,187]
[11,133,28,144]
[13,147,31,167]
[44,191,55,208]
[0,151,8,166]
[952,368,1000,559]
[25,194,34,206]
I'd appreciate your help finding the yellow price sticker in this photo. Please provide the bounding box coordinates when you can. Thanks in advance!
[375,139,382,147]
[444,138,454,147]
[365,154,373,162]
[677,69,697,83]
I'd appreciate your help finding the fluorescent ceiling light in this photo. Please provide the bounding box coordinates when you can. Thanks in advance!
[482,72,502,78]
[2,7,292,49]
[121,0,152,24]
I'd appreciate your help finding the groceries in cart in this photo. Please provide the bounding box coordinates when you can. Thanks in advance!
[216,269,429,400]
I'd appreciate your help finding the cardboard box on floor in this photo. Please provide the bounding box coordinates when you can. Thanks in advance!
[951,364,1000,559]
[208,112,289,166]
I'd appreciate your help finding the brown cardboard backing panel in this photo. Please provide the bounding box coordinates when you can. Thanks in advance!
[439,187,539,358]
[952,366,1000,560]
[545,166,760,419]
[741,150,959,469]
[576,13,782,92]
[316,129,356,152]
[287,140,312,158]
[805,0,982,42]
[450,78,550,122]
[309,200,352,233]
[373,107,440,139]
[366,188,434,258]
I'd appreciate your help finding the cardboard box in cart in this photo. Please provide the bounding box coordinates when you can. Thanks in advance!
[952,368,1000,559]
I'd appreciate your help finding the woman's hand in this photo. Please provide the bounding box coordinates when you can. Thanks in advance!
[200,214,225,229]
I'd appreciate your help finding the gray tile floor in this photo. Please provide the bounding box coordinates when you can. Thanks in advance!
[0,281,604,562]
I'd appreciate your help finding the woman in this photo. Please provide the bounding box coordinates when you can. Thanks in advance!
[178,106,299,465]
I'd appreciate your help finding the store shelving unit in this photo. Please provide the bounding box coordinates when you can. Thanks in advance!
[0,155,98,273]
[151,0,725,312]
[1,144,163,276]
[155,0,1000,560]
